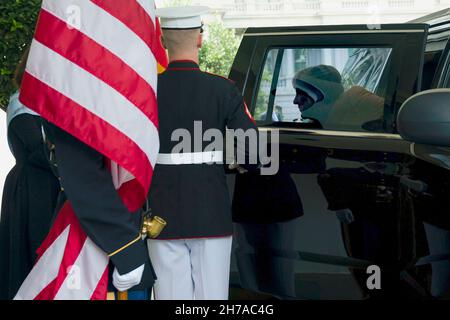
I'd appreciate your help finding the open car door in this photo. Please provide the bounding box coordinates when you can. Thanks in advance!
[229,23,429,299]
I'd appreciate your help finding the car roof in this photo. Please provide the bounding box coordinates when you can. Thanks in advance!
[409,8,450,52]
[243,23,427,36]
[240,8,450,35]
[409,8,450,25]
[241,9,450,53]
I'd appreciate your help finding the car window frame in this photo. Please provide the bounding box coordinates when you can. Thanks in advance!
[242,25,428,135]
[254,45,394,128]
[436,39,450,88]
[264,48,285,124]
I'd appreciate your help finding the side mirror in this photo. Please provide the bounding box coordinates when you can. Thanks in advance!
[397,89,450,147]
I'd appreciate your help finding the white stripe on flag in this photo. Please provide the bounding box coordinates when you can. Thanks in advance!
[41,0,158,91]
[136,0,156,23]
[27,40,160,167]
[111,162,135,190]
[14,226,71,300]
[54,238,109,300]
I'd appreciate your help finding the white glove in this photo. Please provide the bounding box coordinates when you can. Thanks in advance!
[335,209,355,225]
[112,264,145,292]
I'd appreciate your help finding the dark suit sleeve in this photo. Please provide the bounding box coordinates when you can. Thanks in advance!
[225,85,260,169]
[226,85,257,131]
[46,124,150,276]
[8,115,48,169]
[317,170,352,211]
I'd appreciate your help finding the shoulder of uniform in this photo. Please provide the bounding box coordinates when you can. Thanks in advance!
[158,70,169,78]
[202,71,236,86]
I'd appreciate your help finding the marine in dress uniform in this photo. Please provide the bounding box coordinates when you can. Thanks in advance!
[148,6,258,300]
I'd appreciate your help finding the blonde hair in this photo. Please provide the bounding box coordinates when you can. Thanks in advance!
[162,29,201,55]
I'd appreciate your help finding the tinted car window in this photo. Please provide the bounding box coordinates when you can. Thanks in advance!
[254,47,393,132]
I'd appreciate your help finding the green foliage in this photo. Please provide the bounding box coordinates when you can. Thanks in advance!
[199,21,241,77]
[254,68,273,121]
[160,0,241,77]
[0,0,42,109]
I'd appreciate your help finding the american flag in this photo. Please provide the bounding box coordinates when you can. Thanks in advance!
[14,0,167,300]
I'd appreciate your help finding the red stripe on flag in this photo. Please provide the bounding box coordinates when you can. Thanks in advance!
[52,205,87,299]
[47,204,88,299]
[91,0,159,58]
[32,203,108,300]
[90,267,109,300]
[32,202,72,300]
[104,160,145,211]
[20,72,152,211]
[155,18,168,68]
[33,203,88,300]
[117,179,149,213]
[34,278,58,300]
[35,202,73,259]
[35,9,158,128]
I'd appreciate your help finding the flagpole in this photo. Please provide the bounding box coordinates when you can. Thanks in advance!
[117,291,128,300]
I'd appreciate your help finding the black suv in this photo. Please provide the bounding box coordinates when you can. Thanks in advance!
[228,8,450,300]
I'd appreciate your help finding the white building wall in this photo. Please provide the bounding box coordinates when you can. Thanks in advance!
[157,0,450,28]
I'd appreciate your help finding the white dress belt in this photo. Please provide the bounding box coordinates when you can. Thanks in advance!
[156,151,224,165]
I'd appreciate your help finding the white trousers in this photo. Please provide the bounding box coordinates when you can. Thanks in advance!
[148,236,233,300]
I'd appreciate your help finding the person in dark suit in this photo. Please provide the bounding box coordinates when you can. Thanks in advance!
[43,120,156,294]
[0,49,59,300]
[147,6,259,300]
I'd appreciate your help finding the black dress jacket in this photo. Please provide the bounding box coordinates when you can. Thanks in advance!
[44,122,155,290]
[148,61,258,240]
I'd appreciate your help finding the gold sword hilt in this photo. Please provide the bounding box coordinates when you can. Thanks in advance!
[141,215,167,239]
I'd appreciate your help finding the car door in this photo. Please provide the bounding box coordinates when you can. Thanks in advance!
[398,37,450,299]
[228,24,429,300]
